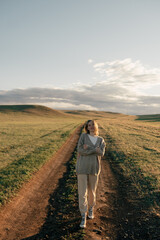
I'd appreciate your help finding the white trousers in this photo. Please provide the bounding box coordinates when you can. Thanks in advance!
[77,174,99,214]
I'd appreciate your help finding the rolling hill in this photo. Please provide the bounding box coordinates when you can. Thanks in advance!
[0,105,66,118]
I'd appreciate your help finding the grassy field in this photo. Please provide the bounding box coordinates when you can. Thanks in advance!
[0,105,83,206]
[97,114,160,213]
[0,105,159,222]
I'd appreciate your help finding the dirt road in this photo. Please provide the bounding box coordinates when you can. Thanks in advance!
[0,126,159,240]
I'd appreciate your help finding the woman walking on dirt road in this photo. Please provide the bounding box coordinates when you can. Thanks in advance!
[76,120,106,228]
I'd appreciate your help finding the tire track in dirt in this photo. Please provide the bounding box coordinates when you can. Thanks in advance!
[0,125,82,240]
[84,148,120,240]
[81,126,120,240]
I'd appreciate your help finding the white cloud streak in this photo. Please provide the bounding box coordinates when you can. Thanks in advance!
[93,58,160,88]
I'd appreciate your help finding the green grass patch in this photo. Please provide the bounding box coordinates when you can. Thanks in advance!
[136,114,160,122]
[98,117,160,210]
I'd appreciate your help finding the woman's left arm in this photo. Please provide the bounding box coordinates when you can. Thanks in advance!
[96,138,106,157]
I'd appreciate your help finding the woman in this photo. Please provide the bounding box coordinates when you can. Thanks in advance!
[76,120,106,228]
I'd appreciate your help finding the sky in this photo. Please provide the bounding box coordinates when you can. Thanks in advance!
[0,0,160,115]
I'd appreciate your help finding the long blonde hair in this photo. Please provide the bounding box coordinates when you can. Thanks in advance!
[84,120,99,136]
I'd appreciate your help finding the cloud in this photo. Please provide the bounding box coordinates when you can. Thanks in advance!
[93,58,160,89]
[40,102,98,111]
[0,84,160,115]
[0,59,160,115]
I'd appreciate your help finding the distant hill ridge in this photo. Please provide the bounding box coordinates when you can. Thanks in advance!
[0,105,65,117]
[0,105,126,119]
[0,105,159,121]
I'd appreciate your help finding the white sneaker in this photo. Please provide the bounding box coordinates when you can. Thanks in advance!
[88,207,94,219]
[80,213,86,228]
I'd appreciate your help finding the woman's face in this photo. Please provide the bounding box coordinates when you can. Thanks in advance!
[87,121,95,133]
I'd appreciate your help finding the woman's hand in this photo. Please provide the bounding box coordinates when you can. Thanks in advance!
[96,146,101,154]
[83,144,88,150]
